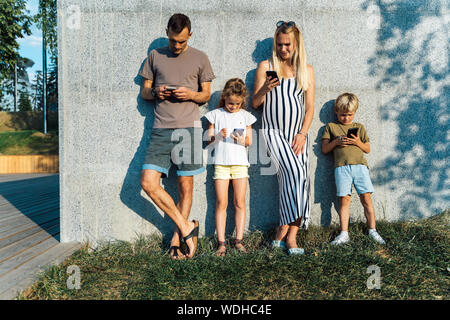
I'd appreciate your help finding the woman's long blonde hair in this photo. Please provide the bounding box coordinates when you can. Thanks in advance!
[271,23,309,91]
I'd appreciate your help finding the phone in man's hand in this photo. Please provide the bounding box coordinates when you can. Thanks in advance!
[165,86,177,92]
[347,128,359,138]
[266,71,279,81]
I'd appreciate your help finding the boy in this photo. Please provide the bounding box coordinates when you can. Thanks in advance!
[322,93,385,245]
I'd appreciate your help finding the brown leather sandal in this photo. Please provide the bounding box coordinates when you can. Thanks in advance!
[234,239,246,253]
[216,241,227,257]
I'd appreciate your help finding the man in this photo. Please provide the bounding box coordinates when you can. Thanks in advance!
[140,14,215,259]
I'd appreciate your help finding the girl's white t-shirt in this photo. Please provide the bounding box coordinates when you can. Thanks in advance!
[204,108,257,166]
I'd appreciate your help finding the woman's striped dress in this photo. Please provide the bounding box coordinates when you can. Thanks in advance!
[262,76,310,228]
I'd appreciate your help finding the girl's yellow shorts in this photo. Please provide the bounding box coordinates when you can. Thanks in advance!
[213,165,249,180]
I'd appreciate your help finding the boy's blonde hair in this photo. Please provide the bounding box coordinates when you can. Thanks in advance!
[217,78,248,109]
[334,93,359,113]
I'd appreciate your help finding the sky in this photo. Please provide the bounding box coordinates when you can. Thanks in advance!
[17,0,43,83]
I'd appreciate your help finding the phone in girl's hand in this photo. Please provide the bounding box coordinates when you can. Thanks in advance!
[233,128,245,135]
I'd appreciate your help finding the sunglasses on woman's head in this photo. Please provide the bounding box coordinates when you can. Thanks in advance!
[276,21,296,28]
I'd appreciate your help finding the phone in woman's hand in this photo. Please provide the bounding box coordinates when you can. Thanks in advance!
[266,71,279,81]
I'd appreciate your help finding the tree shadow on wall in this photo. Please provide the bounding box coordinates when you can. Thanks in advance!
[361,1,449,219]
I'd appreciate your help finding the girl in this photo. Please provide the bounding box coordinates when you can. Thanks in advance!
[204,78,257,256]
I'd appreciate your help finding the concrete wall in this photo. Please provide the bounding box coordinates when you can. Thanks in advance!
[58,0,449,244]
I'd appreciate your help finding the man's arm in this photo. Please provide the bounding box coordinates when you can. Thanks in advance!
[141,79,155,100]
[172,82,212,104]
[192,81,212,104]
[141,79,171,101]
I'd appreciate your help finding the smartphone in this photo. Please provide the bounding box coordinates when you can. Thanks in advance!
[266,71,279,81]
[347,128,359,138]
[233,128,245,135]
[165,86,177,91]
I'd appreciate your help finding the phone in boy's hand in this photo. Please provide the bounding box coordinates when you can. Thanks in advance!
[266,71,279,81]
[347,128,359,138]
[233,128,245,135]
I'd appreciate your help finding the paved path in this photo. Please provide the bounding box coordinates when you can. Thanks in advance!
[0,174,81,299]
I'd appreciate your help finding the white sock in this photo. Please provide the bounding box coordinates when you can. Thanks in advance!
[340,231,349,237]
[368,229,377,234]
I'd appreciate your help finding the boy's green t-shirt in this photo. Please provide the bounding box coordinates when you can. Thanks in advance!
[322,122,370,168]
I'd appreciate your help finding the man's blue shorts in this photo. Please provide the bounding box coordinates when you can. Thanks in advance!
[334,164,374,197]
[142,127,205,178]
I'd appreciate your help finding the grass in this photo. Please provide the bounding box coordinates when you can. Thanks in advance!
[20,211,449,300]
[0,130,58,155]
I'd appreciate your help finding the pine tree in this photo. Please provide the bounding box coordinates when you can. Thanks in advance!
[18,90,32,111]
[31,71,44,111]
[47,55,57,111]
[0,57,34,111]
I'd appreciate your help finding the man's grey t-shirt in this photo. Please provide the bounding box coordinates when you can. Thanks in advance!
[140,46,215,128]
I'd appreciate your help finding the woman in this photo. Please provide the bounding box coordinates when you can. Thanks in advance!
[252,21,315,255]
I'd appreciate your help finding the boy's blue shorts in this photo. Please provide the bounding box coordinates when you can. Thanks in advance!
[334,164,374,197]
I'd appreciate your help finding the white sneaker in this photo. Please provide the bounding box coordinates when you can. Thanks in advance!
[288,247,305,255]
[330,232,350,245]
[271,240,286,249]
[369,230,386,245]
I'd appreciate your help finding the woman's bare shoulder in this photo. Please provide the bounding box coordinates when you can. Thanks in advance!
[258,60,271,71]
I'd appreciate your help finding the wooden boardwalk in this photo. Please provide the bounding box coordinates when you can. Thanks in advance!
[0,174,81,299]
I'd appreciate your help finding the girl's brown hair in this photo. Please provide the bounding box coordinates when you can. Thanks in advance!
[217,78,248,109]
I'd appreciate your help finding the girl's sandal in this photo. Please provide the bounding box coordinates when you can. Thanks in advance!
[234,239,247,253]
[216,241,227,257]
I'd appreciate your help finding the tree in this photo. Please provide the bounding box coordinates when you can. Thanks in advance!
[30,68,56,113]
[46,54,57,111]
[0,84,7,111]
[34,0,57,132]
[30,71,43,111]
[13,56,34,111]
[0,56,34,111]
[34,0,56,58]
[0,0,32,83]
[18,90,32,111]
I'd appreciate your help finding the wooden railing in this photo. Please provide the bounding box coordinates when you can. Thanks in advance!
[0,155,59,174]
